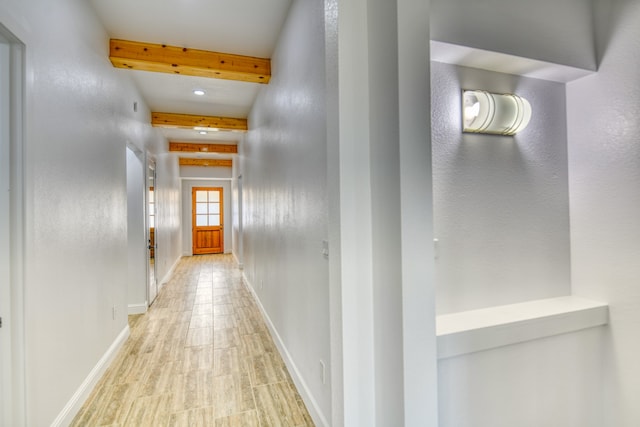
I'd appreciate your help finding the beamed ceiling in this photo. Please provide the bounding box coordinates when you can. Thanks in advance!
[90,0,293,166]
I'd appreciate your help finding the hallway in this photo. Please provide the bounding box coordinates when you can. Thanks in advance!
[71,255,313,426]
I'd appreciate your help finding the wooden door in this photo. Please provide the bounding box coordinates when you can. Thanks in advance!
[192,187,224,254]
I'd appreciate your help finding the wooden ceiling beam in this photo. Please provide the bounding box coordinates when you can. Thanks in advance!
[152,112,247,132]
[179,158,233,167]
[169,142,238,154]
[110,39,270,84]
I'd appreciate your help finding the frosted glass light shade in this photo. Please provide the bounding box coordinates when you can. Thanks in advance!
[462,90,532,135]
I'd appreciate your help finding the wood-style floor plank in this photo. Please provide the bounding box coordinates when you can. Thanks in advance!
[70,254,314,426]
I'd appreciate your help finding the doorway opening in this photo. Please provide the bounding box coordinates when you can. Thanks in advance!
[126,145,146,314]
[147,159,158,305]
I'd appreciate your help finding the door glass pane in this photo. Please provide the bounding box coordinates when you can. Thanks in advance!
[149,216,155,228]
[196,215,208,226]
[209,214,220,226]
[209,191,220,202]
[209,203,220,214]
[196,190,207,202]
[196,203,208,214]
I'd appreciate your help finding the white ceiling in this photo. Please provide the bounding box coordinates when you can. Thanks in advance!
[90,0,292,153]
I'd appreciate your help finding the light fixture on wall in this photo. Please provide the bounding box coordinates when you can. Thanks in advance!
[462,90,532,136]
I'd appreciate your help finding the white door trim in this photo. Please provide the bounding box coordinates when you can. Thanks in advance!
[0,23,26,427]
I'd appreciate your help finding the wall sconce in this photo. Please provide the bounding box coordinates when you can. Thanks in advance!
[462,90,532,135]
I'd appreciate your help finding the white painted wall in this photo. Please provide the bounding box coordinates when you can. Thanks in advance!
[0,31,11,427]
[241,0,332,423]
[432,62,572,314]
[430,0,596,71]
[180,165,232,179]
[0,0,181,424]
[231,170,243,266]
[396,0,438,423]
[568,0,640,425]
[181,179,232,255]
[438,327,605,427]
[430,4,612,424]
[243,0,439,425]
[126,147,147,312]
[154,153,183,285]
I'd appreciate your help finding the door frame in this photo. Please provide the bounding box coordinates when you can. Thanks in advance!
[0,23,26,427]
[146,156,158,306]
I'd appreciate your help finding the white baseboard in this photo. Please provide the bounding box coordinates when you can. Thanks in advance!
[242,275,329,427]
[51,324,130,427]
[159,256,181,289]
[232,251,243,269]
[128,302,147,315]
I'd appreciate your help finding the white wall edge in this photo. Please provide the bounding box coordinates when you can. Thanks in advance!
[127,302,147,315]
[160,255,182,287]
[232,251,243,269]
[430,40,596,83]
[51,324,130,427]
[242,273,329,427]
[437,296,609,359]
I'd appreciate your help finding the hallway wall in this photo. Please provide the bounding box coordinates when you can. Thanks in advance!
[568,0,640,425]
[240,0,331,424]
[126,147,147,312]
[430,0,596,71]
[432,62,571,314]
[154,152,183,285]
[431,54,604,427]
[0,0,179,424]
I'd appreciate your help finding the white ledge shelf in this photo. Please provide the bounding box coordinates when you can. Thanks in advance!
[436,296,609,359]
[431,40,596,83]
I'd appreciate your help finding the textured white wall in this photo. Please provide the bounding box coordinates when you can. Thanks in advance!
[438,327,605,427]
[0,0,180,424]
[154,153,183,284]
[179,165,232,179]
[430,0,596,71]
[432,58,605,427]
[568,0,640,425]
[0,33,12,427]
[242,0,331,423]
[181,179,232,255]
[126,147,147,310]
[231,170,242,266]
[432,62,572,314]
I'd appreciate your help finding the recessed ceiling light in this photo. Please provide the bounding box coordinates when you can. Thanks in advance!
[194,126,220,132]
[193,89,206,96]
[199,131,208,135]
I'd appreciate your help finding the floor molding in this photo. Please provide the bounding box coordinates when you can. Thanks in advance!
[159,255,182,291]
[232,251,243,269]
[51,324,130,427]
[127,302,148,315]
[242,274,329,427]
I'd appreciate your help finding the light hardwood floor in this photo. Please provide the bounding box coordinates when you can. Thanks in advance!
[71,254,314,427]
